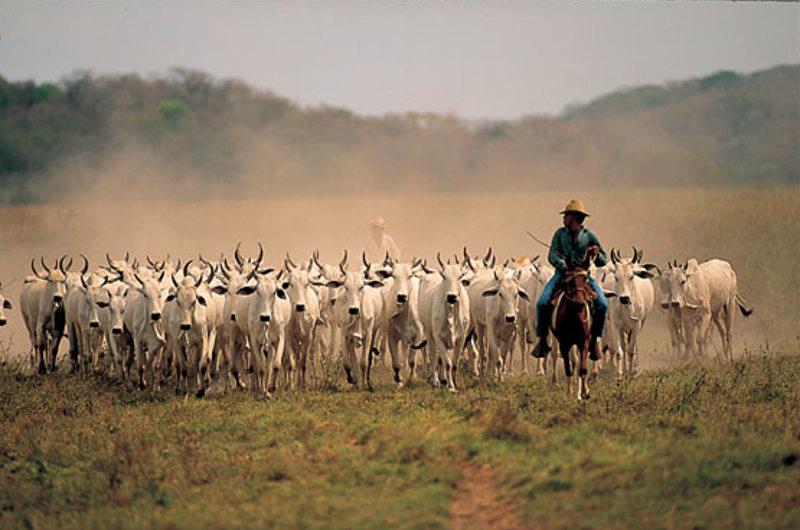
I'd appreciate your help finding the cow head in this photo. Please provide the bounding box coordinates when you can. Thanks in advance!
[325,266,384,317]
[437,253,470,305]
[236,270,286,324]
[603,248,655,305]
[31,256,68,305]
[165,261,213,331]
[282,258,322,313]
[481,270,529,324]
[130,269,167,322]
[97,284,128,335]
[667,258,701,309]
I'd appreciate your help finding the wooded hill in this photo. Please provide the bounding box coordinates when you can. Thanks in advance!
[0,64,797,202]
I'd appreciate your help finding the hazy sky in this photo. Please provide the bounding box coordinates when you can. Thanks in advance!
[1,1,798,120]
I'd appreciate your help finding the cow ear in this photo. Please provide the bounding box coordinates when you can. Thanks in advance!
[366,280,384,288]
[236,285,257,296]
[481,288,498,297]
[375,269,392,279]
[604,291,617,298]
[3,300,12,309]
[95,301,110,308]
[165,293,176,302]
[517,289,530,301]
[212,285,228,296]
[276,288,287,300]
[634,269,654,279]
[326,280,343,289]
[197,295,207,306]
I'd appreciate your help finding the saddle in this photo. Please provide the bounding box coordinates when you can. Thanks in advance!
[550,269,597,306]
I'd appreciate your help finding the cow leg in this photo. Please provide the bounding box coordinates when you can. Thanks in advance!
[387,330,403,387]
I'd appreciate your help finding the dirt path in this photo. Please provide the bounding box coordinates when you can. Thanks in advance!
[450,463,529,530]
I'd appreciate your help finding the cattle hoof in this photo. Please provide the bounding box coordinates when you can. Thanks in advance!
[195,388,206,399]
[448,387,458,394]
[396,381,404,389]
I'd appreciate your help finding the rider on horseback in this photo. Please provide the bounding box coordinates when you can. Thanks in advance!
[531,199,608,361]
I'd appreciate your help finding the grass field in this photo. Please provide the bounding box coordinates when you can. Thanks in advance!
[1,348,798,530]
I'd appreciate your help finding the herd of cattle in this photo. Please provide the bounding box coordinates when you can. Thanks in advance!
[1,245,752,399]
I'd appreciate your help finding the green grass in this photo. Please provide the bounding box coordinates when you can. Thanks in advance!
[1,352,798,529]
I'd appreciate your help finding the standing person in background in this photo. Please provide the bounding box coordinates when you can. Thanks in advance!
[366,216,400,262]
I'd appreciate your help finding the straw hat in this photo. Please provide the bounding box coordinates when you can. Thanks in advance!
[559,199,590,216]
[371,216,387,228]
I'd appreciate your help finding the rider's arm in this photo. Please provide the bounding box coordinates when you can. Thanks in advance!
[589,231,608,267]
[549,230,567,272]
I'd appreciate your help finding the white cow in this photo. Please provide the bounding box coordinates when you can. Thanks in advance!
[64,269,110,373]
[670,258,752,360]
[601,248,656,380]
[97,283,131,381]
[234,270,291,396]
[375,258,427,387]
[163,264,216,397]
[310,250,348,371]
[478,270,530,381]
[20,257,68,374]
[326,265,386,390]
[122,270,167,389]
[282,256,322,390]
[652,261,687,359]
[418,254,471,392]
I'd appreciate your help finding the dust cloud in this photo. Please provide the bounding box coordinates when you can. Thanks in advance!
[1,160,797,370]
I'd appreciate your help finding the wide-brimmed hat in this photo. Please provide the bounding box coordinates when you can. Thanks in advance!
[559,199,590,217]
[371,216,387,228]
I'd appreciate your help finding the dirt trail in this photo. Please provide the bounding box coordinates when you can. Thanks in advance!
[450,463,529,530]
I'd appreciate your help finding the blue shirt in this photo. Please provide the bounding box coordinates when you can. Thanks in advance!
[548,226,607,273]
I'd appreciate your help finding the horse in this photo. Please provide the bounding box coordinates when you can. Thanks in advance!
[552,268,594,400]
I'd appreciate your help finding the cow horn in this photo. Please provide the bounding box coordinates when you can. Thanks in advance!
[276,269,284,281]
[254,242,264,269]
[31,258,47,279]
[61,255,73,271]
[631,246,638,263]
[147,255,158,269]
[483,247,493,265]
[532,254,540,263]
[364,263,371,279]
[183,259,193,278]
[339,263,347,277]
[490,255,496,268]
[171,273,179,288]
[384,251,392,267]
[81,273,88,290]
[312,250,323,270]
[362,251,369,268]
[436,252,445,271]
[493,269,499,281]
[40,257,51,275]
[339,249,348,269]
[106,253,117,270]
[124,252,130,264]
[234,242,245,269]
[610,247,619,265]
[134,271,146,288]
[421,260,433,275]
[58,255,71,274]
[219,262,231,280]
[80,253,90,275]
[285,253,297,270]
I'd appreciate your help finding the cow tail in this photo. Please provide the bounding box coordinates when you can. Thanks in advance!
[735,293,753,317]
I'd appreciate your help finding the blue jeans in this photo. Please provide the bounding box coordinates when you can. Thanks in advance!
[535,271,607,339]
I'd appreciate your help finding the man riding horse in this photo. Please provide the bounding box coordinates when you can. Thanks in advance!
[531,199,608,361]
